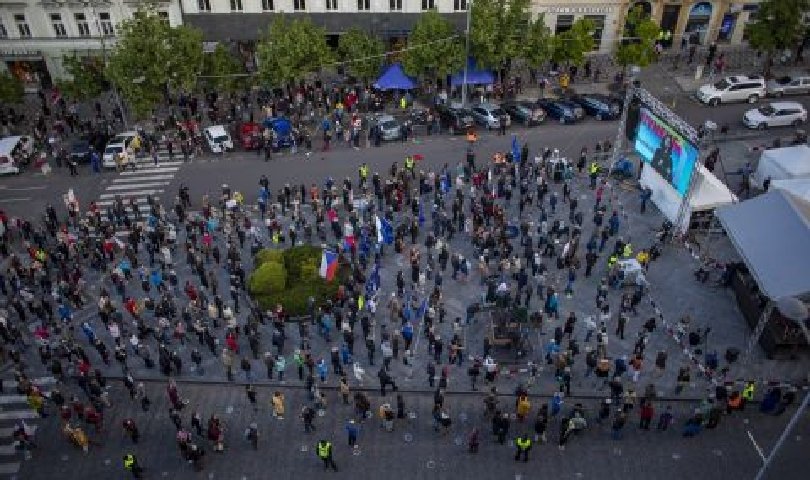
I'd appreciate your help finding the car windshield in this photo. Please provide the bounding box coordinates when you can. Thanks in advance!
[458,109,473,117]
[104,146,122,154]
[713,79,730,90]
[758,105,776,116]
[493,109,506,117]
[213,134,229,143]
[381,121,397,129]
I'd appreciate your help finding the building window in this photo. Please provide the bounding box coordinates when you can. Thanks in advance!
[99,12,114,36]
[262,0,274,10]
[198,0,211,11]
[158,11,169,24]
[357,0,370,10]
[230,0,243,11]
[389,0,402,10]
[51,13,67,37]
[585,15,605,50]
[14,14,31,38]
[555,14,574,35]
[0,22,7,39]
[421,0,435,10]
[453,0,467,10]
[75,13,91,36]
[294,0,306,10]
[325,0,337,10]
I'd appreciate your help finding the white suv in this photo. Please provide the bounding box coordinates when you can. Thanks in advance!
[697,75,766,106]
[743,102,807,129]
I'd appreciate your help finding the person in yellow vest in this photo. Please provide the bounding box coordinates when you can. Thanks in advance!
[233,191,244,205]
[514,434,532,462]
[404,156,415,177]
[741,381,756,409]
[399,96,407,110]
[358,163,369,187]
[589,162,600,189]
[358,294,365,312]
[272,231,280,244]
[123,453,144,478]
[636,250,650,269]
[608,254,619,269]
[516,394,531,421]
[316,439,338,471]
[560,73,570,91]
[622,242,633,258]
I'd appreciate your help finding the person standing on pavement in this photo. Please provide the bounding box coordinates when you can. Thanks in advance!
[514,434,532,462]
[123,453,144,479]
[345,419,360,447]
[317,439,339,471]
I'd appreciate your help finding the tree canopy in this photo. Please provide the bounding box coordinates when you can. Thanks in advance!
[747,0,810,74]
[337,28,385,81]
[0,72,24,105]
[469,0,531,74]
[402,9,464,79]
[255,16,333,87]
[552,18,596,66]
[56,55,107,101]
[615,6,660,71]
[106,7,203,118]
[201,44,246,93]
[522,13,554,70]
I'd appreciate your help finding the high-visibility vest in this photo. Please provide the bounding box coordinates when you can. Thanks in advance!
[608,255,618,268]
[405,157,414,170]
[623,243,633,258]
[317,442,331,458]
[742,384,755,401]
[516,437,532,449]
[124,455,135,470]
[589,163,599,174]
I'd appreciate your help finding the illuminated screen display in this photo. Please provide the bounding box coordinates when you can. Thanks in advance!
[633,107,699,196]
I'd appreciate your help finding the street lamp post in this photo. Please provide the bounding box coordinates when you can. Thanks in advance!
[461,0,472,107]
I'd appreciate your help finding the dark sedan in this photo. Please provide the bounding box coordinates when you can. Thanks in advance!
[569,94,622,120]
[70,140,92,164]
[435,104,475,134]
[536,99,585,124]
[501,101,546,126]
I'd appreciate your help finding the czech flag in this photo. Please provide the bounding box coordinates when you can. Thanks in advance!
[319,249,338,281]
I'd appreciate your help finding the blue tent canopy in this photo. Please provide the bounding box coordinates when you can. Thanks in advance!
[450,58,495,87]
[373,63,417,91]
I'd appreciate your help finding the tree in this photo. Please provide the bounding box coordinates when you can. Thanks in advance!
[747,0,810,76]
[0,72,24,105]
[106,7,203,118]
[402,9,464,80]
[255,16,333,87]
[552,18,596,67]
[201,44,246,93]
[337,28,385,82]
[522,14,554,71]
[614,6,660,74]
[469,0,531,78]
[56,55,107,100]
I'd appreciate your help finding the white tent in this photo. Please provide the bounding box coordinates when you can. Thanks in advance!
[750,145,810,189]
[640,162,736,232]
[771,178,810,203]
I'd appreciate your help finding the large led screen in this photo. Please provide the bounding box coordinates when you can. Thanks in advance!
[633,107,699,196]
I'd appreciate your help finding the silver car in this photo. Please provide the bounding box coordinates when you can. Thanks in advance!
[471,104,511,130]
[767,76,810,97]
[374,114,402,141]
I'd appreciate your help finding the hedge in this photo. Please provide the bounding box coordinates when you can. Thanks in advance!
[248,245,348,317]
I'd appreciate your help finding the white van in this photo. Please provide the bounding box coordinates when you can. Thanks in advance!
[0,135,33,175]
[102,131,138,168]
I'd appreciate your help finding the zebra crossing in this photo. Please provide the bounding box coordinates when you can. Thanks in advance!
[0,376,56,477]
[96,148,186,229]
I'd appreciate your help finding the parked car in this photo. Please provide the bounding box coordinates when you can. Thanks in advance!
[743,101,807,129]
[501,101,546,126]
[435,104,475,134]
[204,125,234,153]
[237,122,263,150]
[568,94,622,120]
[372,114,402,141]
[70,139,92,164]
[766,76,810,97]
[535,99,585,124]
[697,75,766,106]
[0,136,30,175]
[263,117,294,150]
[102,131,138,168]
[470,103,511,129]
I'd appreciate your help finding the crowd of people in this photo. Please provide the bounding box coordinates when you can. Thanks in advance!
[0,86,802,477]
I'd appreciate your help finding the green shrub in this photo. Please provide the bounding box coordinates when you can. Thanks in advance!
[283,245,322,280]
[255,281,340,316]
[255,249,285,268]
[248,261,286,294]
[300,262,319,283]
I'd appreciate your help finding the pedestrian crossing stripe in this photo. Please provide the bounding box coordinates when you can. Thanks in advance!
[113,175,176,182]
[119,167,180,176]
[99,189,164,199]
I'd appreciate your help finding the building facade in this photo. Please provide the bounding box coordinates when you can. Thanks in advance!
[0,0,183,90]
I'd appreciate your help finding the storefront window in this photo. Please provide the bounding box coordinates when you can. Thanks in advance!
[421,0,435,10]
[585,15,605,50]
[685,2,713,45]
[390,0,402,11]
[261,0,274,10]
[718,13,736,43]
[555,15,574,35]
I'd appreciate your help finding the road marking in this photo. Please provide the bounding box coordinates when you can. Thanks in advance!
[0,462,20,475]
[0,197,31,203]
[0,395,26,405]
[113,175,176,182]
[105,182,170,191]
[0,425,37,437]
[0,185,46,191]
[0,410,38,421]
[120,167,179,175]
[100,189,164,199]
[747,430,766,463]
[95,198,150,206]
